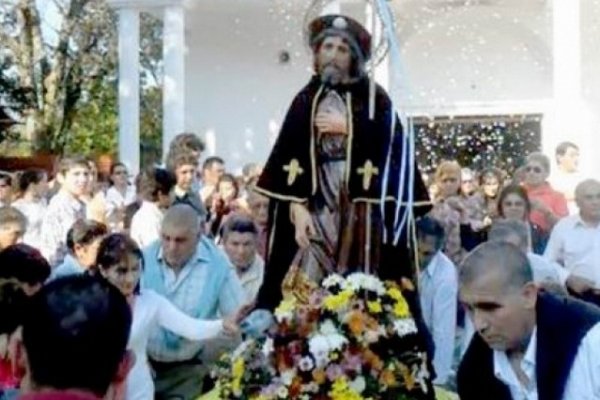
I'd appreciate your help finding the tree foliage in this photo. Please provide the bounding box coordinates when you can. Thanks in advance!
[0,1,163,157]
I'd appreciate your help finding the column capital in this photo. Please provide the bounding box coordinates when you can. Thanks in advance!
[108,0,184,10]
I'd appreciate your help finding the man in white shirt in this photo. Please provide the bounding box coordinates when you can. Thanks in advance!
[221,214,265,304]
[549,142,584,214]
[415,216,457,386]
[544,179,600,302]
[457,241,600,400]
[130,167,175,248]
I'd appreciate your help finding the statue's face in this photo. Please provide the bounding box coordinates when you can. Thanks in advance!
[316,36,352,85]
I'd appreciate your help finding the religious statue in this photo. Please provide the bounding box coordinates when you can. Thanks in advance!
[253,14,431,310]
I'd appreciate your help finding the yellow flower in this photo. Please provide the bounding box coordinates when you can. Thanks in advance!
[393,298,410,318]
[231,357,245,394]
[274,297,297,321]
[323,289,353,312]
[329,377,364,400]
[367,300,383,314]
[387,287,403,301]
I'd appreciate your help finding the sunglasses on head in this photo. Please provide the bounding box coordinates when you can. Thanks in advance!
[526,166,543,174]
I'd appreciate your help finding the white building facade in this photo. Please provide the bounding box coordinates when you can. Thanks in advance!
[108,0,600,178]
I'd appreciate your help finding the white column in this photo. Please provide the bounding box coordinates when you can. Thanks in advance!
[118,8,140,175]
[550,0,593,175]
[162,5,186,158]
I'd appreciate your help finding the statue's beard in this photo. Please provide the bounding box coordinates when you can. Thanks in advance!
[320,64,346,86]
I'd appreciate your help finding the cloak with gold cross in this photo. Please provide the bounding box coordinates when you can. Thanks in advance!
[254,75,431,311]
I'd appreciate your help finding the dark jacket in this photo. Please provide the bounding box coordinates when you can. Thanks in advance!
[458,292,600,400]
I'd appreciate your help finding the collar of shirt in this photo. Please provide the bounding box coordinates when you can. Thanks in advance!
[156,238,213,291]
[493,327,538,398]
[421,251,444,279]
[174,186,189,199]
[56,190,85,212]
[238,256,264,283]
[525,182,554,197]
[64,254,85,273]
[573,214,600,229]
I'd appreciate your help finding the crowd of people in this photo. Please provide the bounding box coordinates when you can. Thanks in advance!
[0,10,599,400]
[0,132,273,400]
[0,131,598,399]
[416,141,600,397]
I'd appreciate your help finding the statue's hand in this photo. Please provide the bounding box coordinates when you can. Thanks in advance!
[315,111,347,135]
[290,202,315,249]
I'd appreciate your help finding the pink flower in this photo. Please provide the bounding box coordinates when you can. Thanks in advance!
[326,364,344,381]
[342,353,363,373]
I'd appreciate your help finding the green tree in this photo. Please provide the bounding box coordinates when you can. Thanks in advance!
[0,2,163,157]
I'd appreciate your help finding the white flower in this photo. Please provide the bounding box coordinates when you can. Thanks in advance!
[327,333,348,351]
[277,386,289,398]
[345,273,386,295]
[262,338,274,357]
[323,273,345,289]
[349,376,366,394]
[303,382,320,393]
[308,335,330,368]
[319,319,338,336]
[281,370,295,385]
[393,319,418,337]
[298,356,314,372]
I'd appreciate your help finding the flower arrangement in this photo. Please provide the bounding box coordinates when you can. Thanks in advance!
[214,272,432,399]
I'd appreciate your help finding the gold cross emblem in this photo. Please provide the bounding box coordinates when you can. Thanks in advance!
[357,160,379,191]
[283,159,304,186]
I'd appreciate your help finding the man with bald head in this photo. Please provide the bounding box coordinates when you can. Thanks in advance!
[142,204,244,400]
[457,242,600,400]
[544,179,600,303]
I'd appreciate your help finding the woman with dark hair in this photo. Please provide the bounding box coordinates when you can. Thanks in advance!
[94,234,239,400]
[497,184,549,254]
[11,169,48,250]
[208,173,243,236]
[478,167,504,220]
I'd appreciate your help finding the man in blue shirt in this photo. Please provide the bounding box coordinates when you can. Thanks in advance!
[142,204,244,400]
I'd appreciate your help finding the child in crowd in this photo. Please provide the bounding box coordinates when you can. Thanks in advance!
[0,207,26,252]
[39,157,90,266]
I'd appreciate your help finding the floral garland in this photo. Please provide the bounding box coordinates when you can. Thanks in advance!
[214,273,431,399]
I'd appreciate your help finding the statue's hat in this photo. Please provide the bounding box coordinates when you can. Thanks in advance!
[308,14,371,61]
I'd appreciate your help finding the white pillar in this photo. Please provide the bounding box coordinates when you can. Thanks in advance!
[162,5,186,159]
[550,0,593,175]
[118,8,140,175]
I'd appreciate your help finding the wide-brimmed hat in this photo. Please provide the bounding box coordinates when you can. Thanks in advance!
[308,14,371,61]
